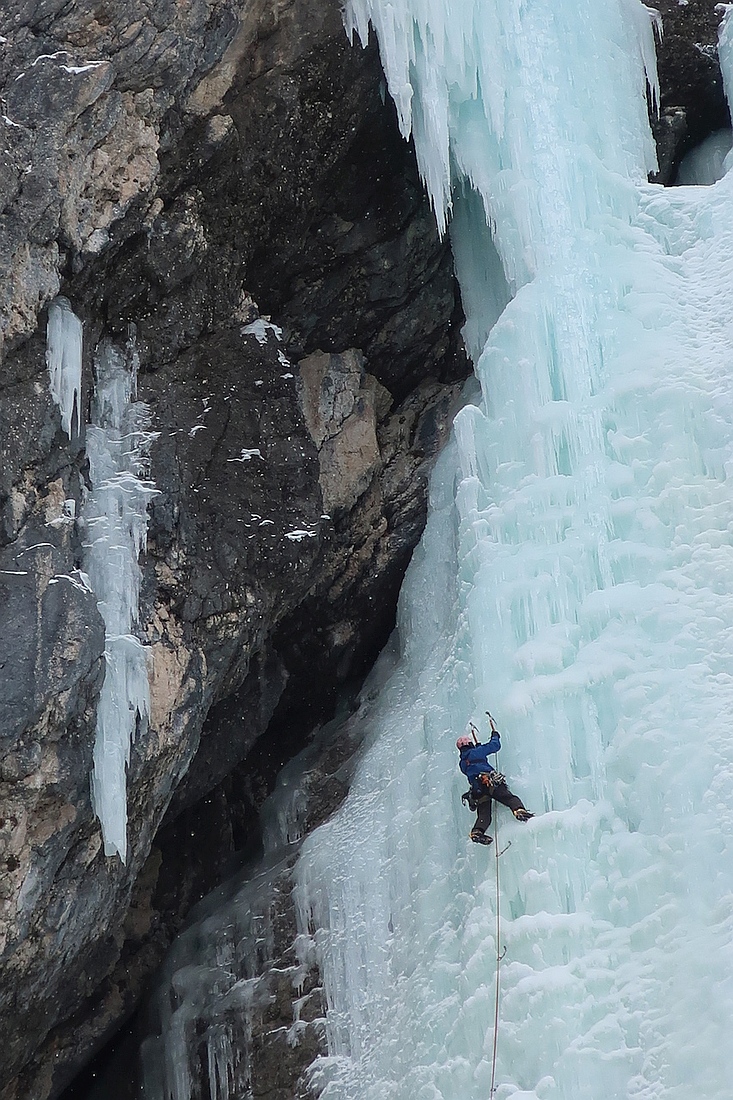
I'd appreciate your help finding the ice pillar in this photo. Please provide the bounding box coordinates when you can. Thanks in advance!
[84,336,157,862]
[46,296,82,439]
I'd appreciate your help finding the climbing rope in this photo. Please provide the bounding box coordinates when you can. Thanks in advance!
[488,715,503,1099]
[489,802,503,1098]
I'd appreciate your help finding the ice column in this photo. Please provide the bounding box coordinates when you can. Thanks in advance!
[46,296,82,438]
[84,336,157,862]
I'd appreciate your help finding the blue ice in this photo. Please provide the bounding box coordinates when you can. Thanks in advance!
[294,2,733,1098]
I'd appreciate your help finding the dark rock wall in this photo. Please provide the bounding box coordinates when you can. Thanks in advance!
[0,1,466,1097]
[647,0,731,182]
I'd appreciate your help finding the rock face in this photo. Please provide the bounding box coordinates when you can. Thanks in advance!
[647,0,731,182]
[0,1,729,1098]
[0,1,466,1097]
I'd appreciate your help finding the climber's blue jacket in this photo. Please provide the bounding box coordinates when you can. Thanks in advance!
[459,734,501,792]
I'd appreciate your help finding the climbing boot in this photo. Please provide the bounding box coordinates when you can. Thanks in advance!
[512,808,534,822]
[470,830,493,845]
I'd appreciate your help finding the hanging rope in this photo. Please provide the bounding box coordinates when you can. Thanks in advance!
[489,802,502,1097]
[488,713,503,1099]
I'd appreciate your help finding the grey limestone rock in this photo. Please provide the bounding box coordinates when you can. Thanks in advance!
[0,0,466,1096]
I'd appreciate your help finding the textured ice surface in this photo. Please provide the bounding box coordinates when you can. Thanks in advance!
[135,698,391,1100]
[46,296,82,438]
[139,861,287,1100]
[293,2,733,1099]
[84,337,157,862]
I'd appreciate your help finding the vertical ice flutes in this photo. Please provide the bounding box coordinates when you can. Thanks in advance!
[85,337,157,862]
[45,297,155,859]
[46,296,82,438]
[294,2,733,1099]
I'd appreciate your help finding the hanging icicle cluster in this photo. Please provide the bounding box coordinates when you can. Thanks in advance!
[45,303,157,863]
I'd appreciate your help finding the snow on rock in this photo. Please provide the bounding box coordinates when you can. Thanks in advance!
[61,61,108,74]
[284,528,317,541]
[242,318,284,344]
[227,448,264,463]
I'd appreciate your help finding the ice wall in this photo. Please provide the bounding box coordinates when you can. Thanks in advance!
[46,296,82,438]
[293,1,733,1098]
[84,336,157,862]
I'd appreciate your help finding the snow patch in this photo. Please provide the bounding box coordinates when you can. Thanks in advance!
[227,448,264,463]
[48,570,93,594]
[284,529,316,541]
[61,61,107,74]
[242,318,283,344]
[47,499,77,528]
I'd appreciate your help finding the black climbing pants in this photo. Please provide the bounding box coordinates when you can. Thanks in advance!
[473,782,527,836]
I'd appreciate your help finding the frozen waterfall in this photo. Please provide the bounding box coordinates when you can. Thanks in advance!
[293,2,733,1099]
[44,298,157,861]
[84,336,158,862]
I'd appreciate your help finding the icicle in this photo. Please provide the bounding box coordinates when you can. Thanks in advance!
[46,296,82,438]
[84,333,158,862]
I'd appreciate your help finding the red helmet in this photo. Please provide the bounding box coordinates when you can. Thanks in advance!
[456,735,473,750]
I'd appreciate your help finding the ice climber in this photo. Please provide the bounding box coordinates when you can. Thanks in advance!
[457,715,534,845]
